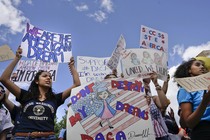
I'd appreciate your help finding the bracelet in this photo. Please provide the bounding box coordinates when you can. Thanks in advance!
[155,85,162,90]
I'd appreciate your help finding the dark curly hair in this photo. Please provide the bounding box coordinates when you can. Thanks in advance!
[24,70,55,100]
[174,58,204,78]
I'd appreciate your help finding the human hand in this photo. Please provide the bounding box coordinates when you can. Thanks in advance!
[168,107,175,120]
[16,46,22,59]
[68,57,75,74]
[150,71,158,86]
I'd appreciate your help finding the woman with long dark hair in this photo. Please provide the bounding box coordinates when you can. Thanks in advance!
[0,46,81,140]
[175,58,210,140]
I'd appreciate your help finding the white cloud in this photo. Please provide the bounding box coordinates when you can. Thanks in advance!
[12,0,21,6]
[0,0,28,35]
[170,44,184,57]
[75,3,89,12]
[88,10,107,23]
[100,0,114,13]
[26,0,33,5]
[182,41,210,61]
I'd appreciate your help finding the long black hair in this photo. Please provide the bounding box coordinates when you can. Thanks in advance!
[26,70,55,100]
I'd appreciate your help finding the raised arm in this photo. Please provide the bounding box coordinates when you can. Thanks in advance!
[0,47,22,98]
[62,57,81,101]
[162,74,170,94]
[151,72,170,110]
[2,89,15,112]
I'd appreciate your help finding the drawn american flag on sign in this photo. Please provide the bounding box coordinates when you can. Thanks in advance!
[67,77,155,140]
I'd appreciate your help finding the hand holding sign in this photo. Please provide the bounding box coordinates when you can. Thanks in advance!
[16,46,22,59]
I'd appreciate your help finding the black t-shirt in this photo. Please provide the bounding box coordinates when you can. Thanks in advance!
[15,89,64,132]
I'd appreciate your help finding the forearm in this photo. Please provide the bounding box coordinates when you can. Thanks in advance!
[162,81,168,94]
[70,66,81,87]
[0,57,21,97]
[1,57,19,82]
[2,99,15,112]
[155,86,169,110]
[184,100,208,128]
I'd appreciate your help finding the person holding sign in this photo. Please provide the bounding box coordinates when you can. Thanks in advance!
[143,71,171,140]
[175,58,210,140]
[0,46,81,140]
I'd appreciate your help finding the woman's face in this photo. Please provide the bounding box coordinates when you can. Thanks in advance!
[189,60,206,76]
[36,71,52,87]
[98,91,109,99]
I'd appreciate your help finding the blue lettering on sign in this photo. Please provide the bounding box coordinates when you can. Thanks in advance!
[22,24,71,62]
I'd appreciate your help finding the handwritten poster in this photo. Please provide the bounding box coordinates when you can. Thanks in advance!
[0,45,15,62]
[77,56,113,84]
[175,72,210,92]
[121,48,167,81]
[107,35,127,70]
[67,77,155,140]
[14,60,58,83]
[21,23,72,63]
[140,25,168,54]
[196,50,210,57]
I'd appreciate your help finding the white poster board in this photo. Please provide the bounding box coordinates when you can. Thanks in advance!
[175,72,210,92]
[0,45,15,62]
[67,77,155,140]
[121,48,167,81]
[77,56,113,84]
[14,60,58,83]
[107,35,127,70]
[140,25,168,54]
[20,23,72,63]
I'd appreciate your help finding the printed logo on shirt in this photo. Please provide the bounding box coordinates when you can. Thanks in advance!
[33,105,45,115]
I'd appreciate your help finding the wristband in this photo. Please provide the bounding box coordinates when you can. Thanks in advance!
[155,85,162,90]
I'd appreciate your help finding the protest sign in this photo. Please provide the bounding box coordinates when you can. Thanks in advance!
[175,72,210,92]
[14,59,58,83]
[0,45,15,62]
[77,56,113,84]
[107,35,128,70]
[67,77,155,140]
[121,48,167,81]
[140,25,168,54]
[21,23,72,63]
[196,50,210,57]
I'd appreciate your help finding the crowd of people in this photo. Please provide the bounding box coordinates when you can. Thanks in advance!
[0,46,209,140]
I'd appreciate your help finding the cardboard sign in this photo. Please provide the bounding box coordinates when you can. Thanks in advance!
[140,25,168,54]
[121,48,167,81]
[21,23,72,63]
[67,77,155,140]
[14,60,58,83]
[175,72,210,92]
[196,50,210,57]
[0,45,15,62]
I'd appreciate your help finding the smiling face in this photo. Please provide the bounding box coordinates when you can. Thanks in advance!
[36,71,52,88]
[189,60,206,76]
[98,91,109,100]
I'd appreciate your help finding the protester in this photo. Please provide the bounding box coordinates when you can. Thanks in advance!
[175,58,210,140]
[0,85,14,140]
[143,71,170,140]
[0,46,81,140]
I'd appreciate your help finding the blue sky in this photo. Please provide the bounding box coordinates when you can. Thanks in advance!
[1,0,210,122]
